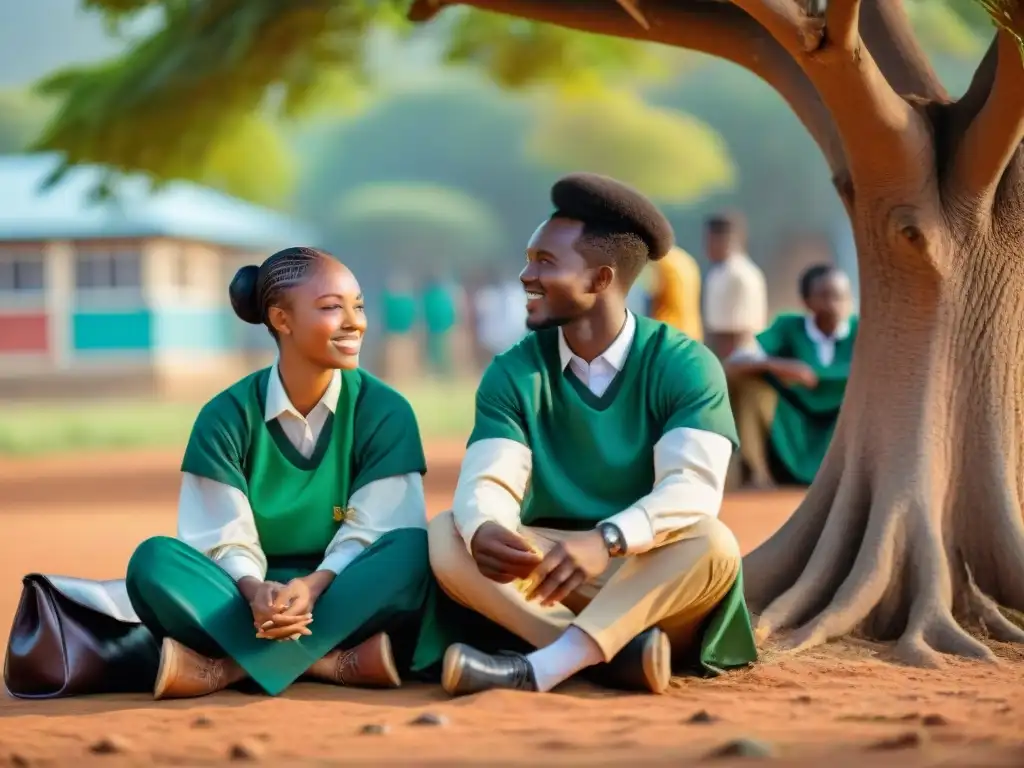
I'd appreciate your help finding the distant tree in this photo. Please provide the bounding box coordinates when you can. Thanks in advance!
[297,77,544,253]
[197,114,298,208]
[526,89,734,204]
[335,181,504,274]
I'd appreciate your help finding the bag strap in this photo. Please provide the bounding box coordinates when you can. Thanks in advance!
[24,574,140,624]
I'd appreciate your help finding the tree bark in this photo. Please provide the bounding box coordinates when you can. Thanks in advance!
[746,207,1024,662]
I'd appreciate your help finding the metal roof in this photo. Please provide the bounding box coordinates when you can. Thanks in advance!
[0,153,318,250]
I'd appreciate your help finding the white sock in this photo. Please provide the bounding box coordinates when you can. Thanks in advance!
[526,627,604,693]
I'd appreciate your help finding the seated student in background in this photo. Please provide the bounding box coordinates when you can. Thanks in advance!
[724,264,857,488]
[125,246,448,700]
[428,173,756,698]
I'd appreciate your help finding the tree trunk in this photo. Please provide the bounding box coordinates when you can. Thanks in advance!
[743,200,1024,665]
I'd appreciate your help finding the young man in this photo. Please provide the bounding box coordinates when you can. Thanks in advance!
[702,212,767,360]
[724,264,857,488]
[428,173,756,697]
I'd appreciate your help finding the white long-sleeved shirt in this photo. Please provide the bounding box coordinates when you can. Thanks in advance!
[728,315,852,367]
[178,364,426,583]
[452,312,734,555]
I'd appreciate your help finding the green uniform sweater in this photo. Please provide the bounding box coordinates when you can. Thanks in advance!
[181,367,426,557]
[757,313,857,485]
[469,316,756,674]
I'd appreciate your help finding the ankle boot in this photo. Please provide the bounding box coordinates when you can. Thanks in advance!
[306,632,401,688]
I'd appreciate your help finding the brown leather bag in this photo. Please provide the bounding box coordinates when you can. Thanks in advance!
[4,574,160,699]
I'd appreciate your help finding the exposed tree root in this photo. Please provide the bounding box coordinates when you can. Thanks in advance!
[744,446,1024,667]
[961,559,1024,644]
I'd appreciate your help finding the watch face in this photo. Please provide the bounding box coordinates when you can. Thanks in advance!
[602,524,623,554]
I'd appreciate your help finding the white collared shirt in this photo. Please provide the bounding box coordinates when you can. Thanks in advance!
[557,310,636,398]
[452,312,734,554]
[263,365,342,460]
[802,315,850,366]
[177,363,426,582]
[730,315,851,367]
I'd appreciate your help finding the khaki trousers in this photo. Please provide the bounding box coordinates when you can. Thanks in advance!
[428,512,740,663]
[705,331,756,361]
[731,376,779,486]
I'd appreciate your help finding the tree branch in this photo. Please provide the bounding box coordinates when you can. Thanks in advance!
[729,0,928,192]
[948,27,1024,214]
[825,0,861,53]
[411,0,847,177]
[858,0,948,102]
[727,0,826,53]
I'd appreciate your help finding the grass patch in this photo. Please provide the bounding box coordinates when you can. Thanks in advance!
[0,378,478,456]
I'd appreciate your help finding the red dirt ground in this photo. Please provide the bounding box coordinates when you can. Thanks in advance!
[0,445,1021,766]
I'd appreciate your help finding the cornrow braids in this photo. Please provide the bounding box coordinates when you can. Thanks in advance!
[229,246,330,336]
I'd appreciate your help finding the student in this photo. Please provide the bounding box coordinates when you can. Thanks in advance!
[427,174,756,697]
[421,272,459,378]
[725,264,857,488]
[379,272,420,381]
[702,212,767,359]
[125,247,447,699]
[647,245,704,341]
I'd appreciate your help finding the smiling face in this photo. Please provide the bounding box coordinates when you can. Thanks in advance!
[267,257,366,370]
[520,218,613,331]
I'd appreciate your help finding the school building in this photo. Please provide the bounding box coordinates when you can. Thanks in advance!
[0,153,316,398]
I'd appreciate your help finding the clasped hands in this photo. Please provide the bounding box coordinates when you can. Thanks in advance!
[240,571,335,641]
[470,521,609,607]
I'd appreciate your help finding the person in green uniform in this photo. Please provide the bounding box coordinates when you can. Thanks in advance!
[427,174,757,697]
[420,272,459,377]
[125,246,449,700]
[724,263,857,488]
[379,272,420,381]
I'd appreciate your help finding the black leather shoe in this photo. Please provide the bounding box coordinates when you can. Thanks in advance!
[441,644,538,696]
[587,627,672,693]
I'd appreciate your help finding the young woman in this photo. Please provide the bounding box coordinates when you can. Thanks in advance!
[125,246,448,699]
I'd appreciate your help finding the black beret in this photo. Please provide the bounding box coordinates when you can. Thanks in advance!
[550,173,674,260]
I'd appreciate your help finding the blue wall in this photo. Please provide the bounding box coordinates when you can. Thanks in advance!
[152,308,238,352]
[71,308,252,355]
[72,310,152,353]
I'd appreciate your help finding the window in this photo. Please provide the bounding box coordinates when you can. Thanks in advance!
[75,247,142,290]
[0,249,45,293]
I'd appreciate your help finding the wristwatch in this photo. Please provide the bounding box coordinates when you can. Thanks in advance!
[598,522,627,557]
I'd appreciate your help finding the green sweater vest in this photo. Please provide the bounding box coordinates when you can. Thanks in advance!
[469,316,738,529]
[756,313,858,485]
[180,367,426,558]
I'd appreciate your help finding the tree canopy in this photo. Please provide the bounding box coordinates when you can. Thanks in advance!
[335,181,505,272]
[26,0,1009,210]
[526,89,734,204]
[0,90,51,154]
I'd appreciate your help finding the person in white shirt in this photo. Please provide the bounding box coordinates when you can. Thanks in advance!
[702,212,768,359]
[474,277,528,361]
